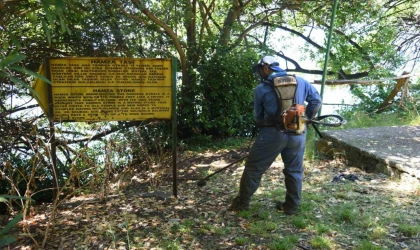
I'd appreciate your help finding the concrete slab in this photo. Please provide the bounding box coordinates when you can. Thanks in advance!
[320,125,420,181]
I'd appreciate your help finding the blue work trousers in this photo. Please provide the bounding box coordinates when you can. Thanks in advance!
[239,127,306,210]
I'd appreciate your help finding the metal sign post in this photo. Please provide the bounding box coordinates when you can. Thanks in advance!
[171,57,178,198]
[318,0,339,116]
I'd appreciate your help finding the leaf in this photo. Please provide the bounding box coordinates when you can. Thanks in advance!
[0,195,35,202]
[0,236,16,247]
[3,72,34,91]
[0,53,26,68]
[41,20,51,46]
[8,65,51,84]
[0,213,23,236]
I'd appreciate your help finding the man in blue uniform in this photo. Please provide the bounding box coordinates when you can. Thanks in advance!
[230,55,322,215]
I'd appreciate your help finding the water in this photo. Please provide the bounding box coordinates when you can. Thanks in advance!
[314,84,358,115]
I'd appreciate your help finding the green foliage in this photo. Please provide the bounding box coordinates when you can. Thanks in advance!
[398,224,420,237]
[310,236,332,250]
[121,121,172,167]
[314,224,331,235]
[250,221,277,236]
[1,147,55,204]
[178,48,259,138]
[332,203,358,224]
[335,80,420,129]
[292,216,308,229]
[0,51,50,98]
[340,76,420,120]
[369,226,388,240]
[349,85,394,113]
[355,240,382,250]
[268,235,299,250]
[300,0,406,77]
[0,213,22,247]
[338,110,417,130]
[235,237,249,245]
[163,239,181,250]
[0,195,34,247]
[1,4,420,248]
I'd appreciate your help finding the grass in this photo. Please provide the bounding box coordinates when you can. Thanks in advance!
[219,161,419,249]
[235,237,249,245]
[355,240,382,250]
[98,127,420,249]
[168,114,419,250]
[342,110,420,129]
[310,236,333,249]
[291,216,308,229]
[399,224,420,237]
[268,235,299,250]
[314,224,331,235]
[250,221,277,237]
[26,162,420,250]
[332,203,358,224]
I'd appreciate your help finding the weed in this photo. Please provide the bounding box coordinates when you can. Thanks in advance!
[178,219,194,234]
[332,203,358,224]
[314,224,331,235]
[303,192,324,202]
[250,221,277,236]
[268,235,299,250]
[355,240,382,250]
[310,236,332,250]
[163,238,181,250]
[358,214,377,229]
[14,133,420,249]
[292,216,308,229]
[298,200,315,213]
[257,210,271,220]
[369,226,388,239]
[214,225,231,235]
[105,225,117,248]
[333,191,349,199]
[398,224,420,237]
[181,219,195,228]
[238,210,252,219]
[269,188,285,198]
[199,223,212,234]
[250,202,264,212]
[235,237,249,245]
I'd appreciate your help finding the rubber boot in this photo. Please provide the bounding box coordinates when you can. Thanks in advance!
[228,196,249,211]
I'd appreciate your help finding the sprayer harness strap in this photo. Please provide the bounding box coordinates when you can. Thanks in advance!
[256,75,299,131]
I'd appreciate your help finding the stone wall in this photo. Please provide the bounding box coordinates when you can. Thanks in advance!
[316,137,419,183]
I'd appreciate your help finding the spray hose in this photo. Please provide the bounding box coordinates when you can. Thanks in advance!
[305,114,346,138]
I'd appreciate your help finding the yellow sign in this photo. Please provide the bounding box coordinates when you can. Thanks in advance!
[32,57,173,121]
[32,63,49,116]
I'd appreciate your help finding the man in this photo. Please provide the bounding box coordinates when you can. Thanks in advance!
[229,55,322,215]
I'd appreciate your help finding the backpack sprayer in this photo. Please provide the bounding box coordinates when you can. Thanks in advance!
[195,73,346,186]
[195,114,346,187]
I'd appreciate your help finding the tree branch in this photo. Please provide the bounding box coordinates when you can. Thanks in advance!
[129,0,188,87]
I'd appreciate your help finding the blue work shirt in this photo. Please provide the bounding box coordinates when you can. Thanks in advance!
[254,70,322,122]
